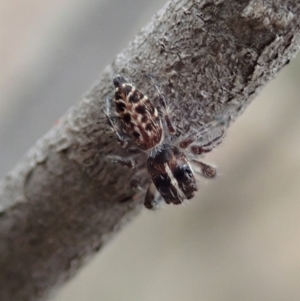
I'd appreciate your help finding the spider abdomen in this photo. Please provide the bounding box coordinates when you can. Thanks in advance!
[113,76,163,151]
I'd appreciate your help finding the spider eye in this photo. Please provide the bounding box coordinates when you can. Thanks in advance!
[183,165,193,178]
[174,164,194,182]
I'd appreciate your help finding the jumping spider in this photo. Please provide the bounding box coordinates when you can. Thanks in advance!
[105,75,225,209]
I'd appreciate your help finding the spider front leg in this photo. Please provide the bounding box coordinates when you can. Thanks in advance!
[110,162,162,210]
[192,160,217,179]
[108,154,150,193]
[144,182,164,210]
[187,135,222,179]
[179,127,224,180]
[179,118,227,150]
[129,163,149,190]
[106,155,137,169]
[189,132,224,155]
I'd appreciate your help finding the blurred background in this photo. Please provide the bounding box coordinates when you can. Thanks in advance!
[1,1,300,300]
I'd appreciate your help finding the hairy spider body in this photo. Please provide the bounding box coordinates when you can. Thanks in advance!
[105,75,223,209]
[147,144,198,205]
[113,76,163,151]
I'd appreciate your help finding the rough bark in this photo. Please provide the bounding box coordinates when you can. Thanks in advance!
[0,0,299,300]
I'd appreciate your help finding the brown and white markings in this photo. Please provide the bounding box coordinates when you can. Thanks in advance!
[145,145,198,208]
[112,76,163,150]
[105,75,225,209]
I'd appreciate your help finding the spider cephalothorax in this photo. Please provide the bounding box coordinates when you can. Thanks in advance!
[105,75,224,209]
[147,144,198,206]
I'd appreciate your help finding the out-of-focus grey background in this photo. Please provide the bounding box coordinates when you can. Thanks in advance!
[1,1,300,300]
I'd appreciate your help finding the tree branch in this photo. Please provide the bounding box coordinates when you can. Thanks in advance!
[0,0,299,300]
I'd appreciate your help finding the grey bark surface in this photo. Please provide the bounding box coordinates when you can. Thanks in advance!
[0,0,299,300]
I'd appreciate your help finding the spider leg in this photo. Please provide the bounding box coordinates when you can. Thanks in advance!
[147,74,176,135]
[158,95,176,135]
[179,133,197,149]
[106,155,137,169]
[144,182,164,210]
[190,131,224,155]
[192,160,217,179]
[129,167,149,190]
[106,150,147,169]
[179,118,227,150]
